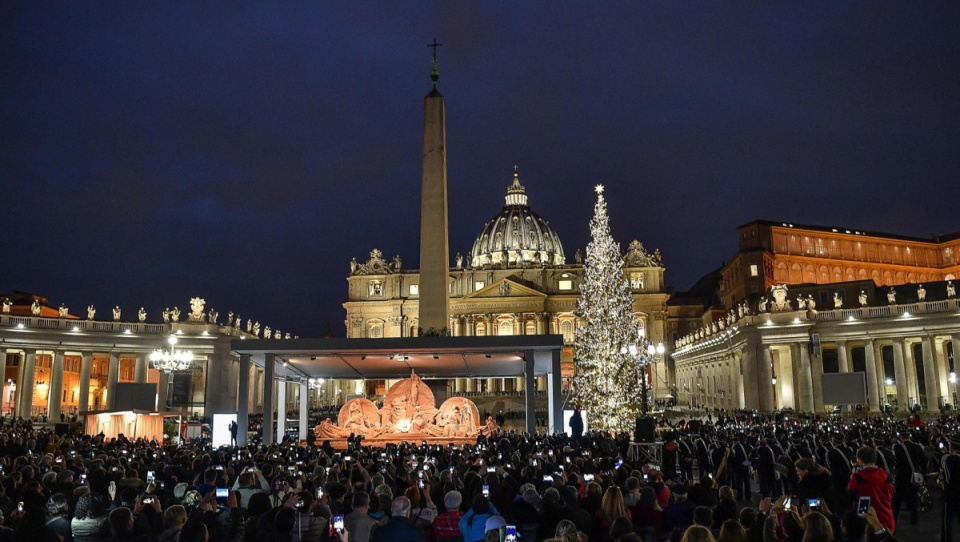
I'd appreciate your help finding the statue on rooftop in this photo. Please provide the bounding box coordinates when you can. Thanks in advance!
[2,299,11,314]
[138,307,147,322]
[947,280,956,298]
[112,306,121,321]
[163,308,170,323]
[350,258,358,273]
[917,284,926,302]
[189,297,206,322]
[887,288,897,305]
[86,305,95,320]
[171,307,180,322]
[208,309,218,324]
[253,322,260,336]
[859,289,869,306]
[758,296,768,313]
[31,300,41,316]
[59,304,69,318]
[455,252,463,269]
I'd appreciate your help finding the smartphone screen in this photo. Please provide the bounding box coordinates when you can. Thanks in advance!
[216,488,228,499]
[505,525,518,542]
[317,487,324,499]
[783,497,792,511]
[146,471,155,484]
[858,496,871,516]
[333,515,345,533]
[482,484,489,497]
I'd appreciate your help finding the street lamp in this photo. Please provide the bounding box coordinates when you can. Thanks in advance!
[150,336,194,373]
[621,339,665,415]
[150,335,195,413]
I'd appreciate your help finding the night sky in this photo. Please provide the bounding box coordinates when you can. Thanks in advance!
[3,3,959,337]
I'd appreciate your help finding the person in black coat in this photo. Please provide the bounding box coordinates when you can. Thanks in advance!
[892,431,926,526]
[794,457,837,514]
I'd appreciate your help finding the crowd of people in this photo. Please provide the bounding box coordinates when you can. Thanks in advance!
[0,409,956,542]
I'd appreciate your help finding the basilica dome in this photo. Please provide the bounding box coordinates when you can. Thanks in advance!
[468,170,566,268]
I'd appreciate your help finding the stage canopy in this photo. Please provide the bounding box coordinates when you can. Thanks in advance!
[231,335,565,381]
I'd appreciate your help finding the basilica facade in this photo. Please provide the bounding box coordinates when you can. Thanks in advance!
[343,170,671,400]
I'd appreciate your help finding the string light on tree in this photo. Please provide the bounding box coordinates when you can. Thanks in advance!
[571,184,647,433]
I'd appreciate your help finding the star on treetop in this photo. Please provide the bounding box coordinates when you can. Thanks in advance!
[594,184,604,194]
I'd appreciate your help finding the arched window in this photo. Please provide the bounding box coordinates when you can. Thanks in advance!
[367,321,383,338]
[476,322,486,336]
[560,320,574,343]
[525,321,536,335]
[497,319,513,336]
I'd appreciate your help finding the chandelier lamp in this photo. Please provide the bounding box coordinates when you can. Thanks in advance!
[150,335,194,373]
[620,339,665,416]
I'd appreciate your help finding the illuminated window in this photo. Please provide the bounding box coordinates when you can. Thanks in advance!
[409,284,418,295]
[368,280,383,296]
[558,280,573,291]
[750,265,759,277]
[560,321,574,343]
[525,321,536,335]
[474,281,485,291]
[476,322,486,336]
[368,322,382,338]
[630,272,644,289]
[497,320,513,336]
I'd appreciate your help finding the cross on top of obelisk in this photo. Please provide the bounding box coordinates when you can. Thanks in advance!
[428,38,443,85]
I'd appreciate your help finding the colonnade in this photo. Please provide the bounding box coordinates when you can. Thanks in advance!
[2,349,155,419]
[676,332,960,413]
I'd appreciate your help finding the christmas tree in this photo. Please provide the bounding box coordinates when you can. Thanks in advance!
[571,185,644,433]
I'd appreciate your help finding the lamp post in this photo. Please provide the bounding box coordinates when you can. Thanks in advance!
[620,339,665,416]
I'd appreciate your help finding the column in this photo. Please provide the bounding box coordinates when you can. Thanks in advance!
[734,354,745,409]
[299,381,308,444]
[810,345,824,413]
[277,366,287,443]
[262,354,276,446]
[48,351,64,420]
[237,354,250,447]
[892,340,908,410]
[78,352,92,413]
[758,346,774,411]
[904,341,919,407]
[796,343,814,412]
[544,349,562,433]
[837,341,850,373]
[524,353,537,434]
[874,341,886,407]
[741,348,758,410]
[922,335,941,410]
[134,354,148,383]
[0,355,7,416]
[728,355,741,409]
[936,339,950,404]
[951,336,960,406]
[253,368,263,413]
[17,351,36,418]
[106,353,119,410]
[864,340,880,412]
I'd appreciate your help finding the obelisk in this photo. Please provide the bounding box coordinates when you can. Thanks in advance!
[418,39,450,334]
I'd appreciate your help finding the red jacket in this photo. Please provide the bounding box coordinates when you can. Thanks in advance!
[847,466,895,532]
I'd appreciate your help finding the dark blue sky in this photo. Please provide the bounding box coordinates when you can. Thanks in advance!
[3,3,959,336]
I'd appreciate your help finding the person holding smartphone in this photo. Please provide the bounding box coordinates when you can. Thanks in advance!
[846,446,895,533]
[231,466,270,509]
